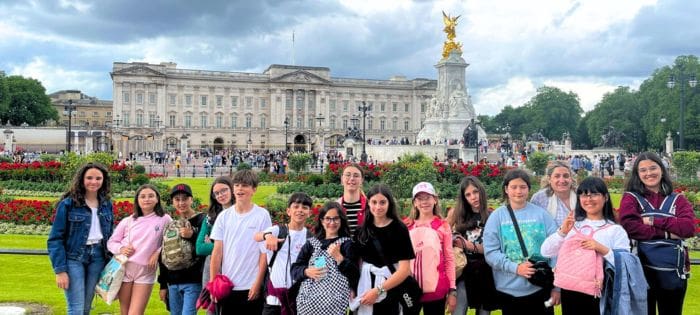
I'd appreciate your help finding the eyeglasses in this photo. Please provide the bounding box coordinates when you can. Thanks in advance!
[213,188,230,197]
[638,165,660,174]
[323,216,341,223]
[579,192,603,200]
[343,173,362,179]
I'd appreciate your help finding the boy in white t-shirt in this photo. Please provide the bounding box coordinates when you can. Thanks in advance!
[210,170,272,314]
[254,192,313,315]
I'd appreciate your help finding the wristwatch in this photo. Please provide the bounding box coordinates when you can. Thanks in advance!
[448,288,457,296]
[262,232,272,240]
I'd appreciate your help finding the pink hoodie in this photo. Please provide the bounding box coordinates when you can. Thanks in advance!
[107,213,172,266]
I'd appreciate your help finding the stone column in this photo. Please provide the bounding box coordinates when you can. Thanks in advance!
[665,132,674,155]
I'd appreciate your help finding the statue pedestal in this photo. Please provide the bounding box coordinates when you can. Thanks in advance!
[417,51,477,143]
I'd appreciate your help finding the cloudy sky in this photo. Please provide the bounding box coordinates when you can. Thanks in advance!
[1,0,698,115]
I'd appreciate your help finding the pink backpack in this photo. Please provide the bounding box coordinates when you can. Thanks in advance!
[407,217,450,300]
[553,224,612,297]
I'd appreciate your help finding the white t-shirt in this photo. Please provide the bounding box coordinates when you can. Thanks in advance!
[87,207,103,244]
[211,204,272,290]
[261,225,309,305]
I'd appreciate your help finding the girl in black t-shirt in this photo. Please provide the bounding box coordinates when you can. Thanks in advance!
[353,184,415,314]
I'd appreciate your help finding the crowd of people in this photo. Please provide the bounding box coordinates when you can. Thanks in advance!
[46,151,695,315]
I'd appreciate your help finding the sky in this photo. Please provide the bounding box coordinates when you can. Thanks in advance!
[1,0,699,116]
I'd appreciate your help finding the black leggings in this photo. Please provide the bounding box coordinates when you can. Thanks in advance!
[421,298,446,315]
[647,280,687,315]
[498,289,553,315]
[561,289,599,315]
[216,290,263,314]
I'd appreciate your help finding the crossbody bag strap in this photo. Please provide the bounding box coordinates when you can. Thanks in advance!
[268,224,289,269]
[506,204,529,258]
[371,238,397,274]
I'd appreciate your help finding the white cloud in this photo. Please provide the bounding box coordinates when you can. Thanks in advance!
[9,57,107,97]
[473,77,537,115]
[541,78,620,112]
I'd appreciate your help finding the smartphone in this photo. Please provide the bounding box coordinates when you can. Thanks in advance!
[314,256,327,268]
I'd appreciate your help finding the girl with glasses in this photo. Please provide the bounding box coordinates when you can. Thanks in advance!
[196,176,235,314]
[541,177,630,315]
[619,152,697,315]
[291,201,359,314]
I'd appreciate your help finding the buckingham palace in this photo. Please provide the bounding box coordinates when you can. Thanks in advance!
[110,61,436,156]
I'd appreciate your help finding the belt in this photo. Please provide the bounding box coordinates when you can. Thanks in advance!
[86,240,102,245]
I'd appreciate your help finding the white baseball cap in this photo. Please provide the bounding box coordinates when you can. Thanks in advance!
[412,182,437,199]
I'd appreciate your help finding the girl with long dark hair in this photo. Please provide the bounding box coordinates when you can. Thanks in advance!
[619,152,697,315]
[352,184,416,314]
[48,162,114,315]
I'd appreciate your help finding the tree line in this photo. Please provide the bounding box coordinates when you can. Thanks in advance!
[478,55,700,152]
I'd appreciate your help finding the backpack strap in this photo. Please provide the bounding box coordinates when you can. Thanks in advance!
[659,193,679,215]
[268,224,289,269]
[506,204,529,259]
[626,191,678,218]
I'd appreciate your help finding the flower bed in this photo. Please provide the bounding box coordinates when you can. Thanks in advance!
[0,161,62,181]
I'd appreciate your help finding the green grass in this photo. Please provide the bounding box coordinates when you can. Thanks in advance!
[159,178,276,206]
[0,253,170,315]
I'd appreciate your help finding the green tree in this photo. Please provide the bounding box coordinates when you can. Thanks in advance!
[586,86,646,151]
[0,73,9,118]
[638,55,700,151]
[521,86,583,141]
[0,75,58,126]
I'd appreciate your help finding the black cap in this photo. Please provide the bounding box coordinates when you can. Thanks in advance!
[170,183,193,198]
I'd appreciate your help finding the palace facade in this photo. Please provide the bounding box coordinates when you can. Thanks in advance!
[110,62,436,155]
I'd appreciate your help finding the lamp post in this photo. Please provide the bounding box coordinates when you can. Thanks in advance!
[358,101,372,163]
[474,119,482,163]
[283,116,289,151]
[316,113,325,153]
[247,128,253,151]
[64,99,76,153]
[667,71,697,150]
[112,114,122,157]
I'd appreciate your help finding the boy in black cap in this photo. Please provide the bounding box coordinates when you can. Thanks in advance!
[158,183,206,315]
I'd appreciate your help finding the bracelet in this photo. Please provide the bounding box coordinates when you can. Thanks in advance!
[377,284,386,296]
[448,288,457,296]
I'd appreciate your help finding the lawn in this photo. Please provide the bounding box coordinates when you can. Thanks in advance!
[1,233,698,314]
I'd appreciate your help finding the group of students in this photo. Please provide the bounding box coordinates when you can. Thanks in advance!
[46,151,694,315]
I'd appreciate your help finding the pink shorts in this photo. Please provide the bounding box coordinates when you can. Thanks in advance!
[122,262,157,284]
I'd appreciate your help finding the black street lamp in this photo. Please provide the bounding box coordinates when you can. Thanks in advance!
[283,116,289,151]
[474,119,482,163]
[64,99,76,153]
[667,71,697,150]
[358,101,372,163]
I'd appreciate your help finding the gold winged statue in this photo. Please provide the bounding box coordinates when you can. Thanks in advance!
[442,11,463,59]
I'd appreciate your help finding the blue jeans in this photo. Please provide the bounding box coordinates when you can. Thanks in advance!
[64,244,106,315]
[168,283,202,315]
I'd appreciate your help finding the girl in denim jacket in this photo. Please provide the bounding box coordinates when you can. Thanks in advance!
[48,162,114,315]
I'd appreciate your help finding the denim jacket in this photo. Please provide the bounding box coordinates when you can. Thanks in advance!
[47,197,114,274]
